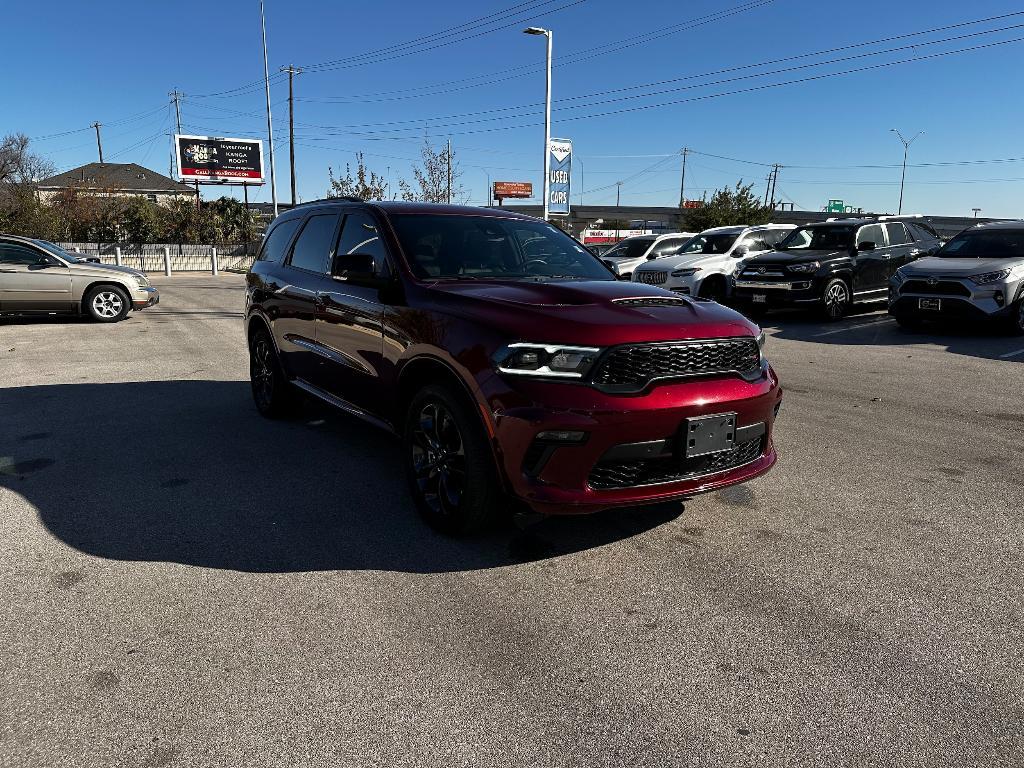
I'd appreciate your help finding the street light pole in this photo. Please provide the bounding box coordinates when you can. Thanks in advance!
[891,128,923,216]
[524,27,552,221]
[261,0,279,217]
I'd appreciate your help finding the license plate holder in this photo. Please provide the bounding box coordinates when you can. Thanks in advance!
[681,413,737,459]
[752,294,767,304]
[919,298,941,311]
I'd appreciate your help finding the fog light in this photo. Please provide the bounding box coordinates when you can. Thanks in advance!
[995,291,1005,306]
[536,430,587,443]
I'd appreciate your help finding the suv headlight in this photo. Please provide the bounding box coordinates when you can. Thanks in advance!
[787,261,820,274]
[892,267,907,284]
[132,274,150,289]
[969,268,1012,285]
[756,331,766,353]
[671,267,700,277]
[494,343,602,379]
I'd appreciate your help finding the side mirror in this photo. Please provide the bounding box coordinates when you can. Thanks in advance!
[732,245,749,257]
[332,252,377,282]
[857,241,876,252]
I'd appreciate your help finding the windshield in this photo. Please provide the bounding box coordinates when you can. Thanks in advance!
[937,230,1024,259]
[389,214,614,281]
[678,233,739,255]
[32,239,80,263]
[779,226,854,251]
[603,238,654,261]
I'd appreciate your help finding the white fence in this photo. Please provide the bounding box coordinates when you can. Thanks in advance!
[58,242,257,274]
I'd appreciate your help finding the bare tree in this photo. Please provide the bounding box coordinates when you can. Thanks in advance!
[0,134,56,236]
[0,133,54,188]
[399,137,466,204]
[328,153,387,201]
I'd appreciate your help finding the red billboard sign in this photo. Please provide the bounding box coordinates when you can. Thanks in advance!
[175,134,264,184]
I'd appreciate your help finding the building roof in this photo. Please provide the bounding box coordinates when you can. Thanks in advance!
[37,163,194,194]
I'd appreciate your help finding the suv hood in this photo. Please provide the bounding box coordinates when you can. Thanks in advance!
[898,256,1020,277]
[424,279,757,345]
[640,252,729,271]
[747,249,845,265]
[68,261,145,279]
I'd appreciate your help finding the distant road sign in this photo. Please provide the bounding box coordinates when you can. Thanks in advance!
[548,138,572,216]
[175,134,264,184]
[826,199,845,213]
[493,181,533,199]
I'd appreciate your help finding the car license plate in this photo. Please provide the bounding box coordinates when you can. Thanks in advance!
[682,413,737,458]
[752,294,767,304]
[919,298,941,311]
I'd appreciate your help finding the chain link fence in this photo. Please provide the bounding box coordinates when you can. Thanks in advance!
[57,243,258,273]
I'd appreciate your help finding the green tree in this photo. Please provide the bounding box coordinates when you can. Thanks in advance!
[683,181,771,232]
[328,153,388,201]
[206,196,260,244]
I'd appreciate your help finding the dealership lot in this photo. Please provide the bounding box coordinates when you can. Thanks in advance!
[1,275,1022,766]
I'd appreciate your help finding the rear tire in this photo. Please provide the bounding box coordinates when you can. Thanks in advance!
[249,328,296,418]
[820,278,851,321]
[404,384,500,535]
[84,285,130,323]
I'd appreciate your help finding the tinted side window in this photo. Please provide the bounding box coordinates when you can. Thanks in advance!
[257,218,300,263]
[649,238,684,257]
[763,230,787,246]
[739,233,769,251]
[857,224,886,247]
[907,222,937,242]
[334,211,388,275]
[288,214,340,273]
[0,244,44,265]
[885,223,911,245]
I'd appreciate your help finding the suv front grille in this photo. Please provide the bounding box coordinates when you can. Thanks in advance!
[590,338,761,392]
[635,271,668,285]
[901,279,971,297]
[739,264,788,280]
[588,437,764,489]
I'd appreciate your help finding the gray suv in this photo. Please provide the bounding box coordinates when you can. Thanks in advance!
[889,221,1024,333]
[0,235,158,322]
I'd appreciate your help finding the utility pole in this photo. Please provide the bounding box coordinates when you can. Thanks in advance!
[616,181,622,207]
[281,65,301,206]
[91,123,104,163]
[764,171,772,208]
[769,164,781,210]
[260,0,279,217]
[678,147,689,207]
[891,129,923,216]
[446,137,452,204]
[169,90,183,134]
[578,157,584,207]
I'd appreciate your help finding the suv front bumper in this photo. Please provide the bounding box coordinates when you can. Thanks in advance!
[132,286,160,310]
[889,276,1022,321]
[483,367,782,514]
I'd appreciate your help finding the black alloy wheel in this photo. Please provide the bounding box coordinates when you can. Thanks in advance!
[821,278,851,321]
[404,385,499,534]
[1011,299,1024,336]
[249,329,294,418]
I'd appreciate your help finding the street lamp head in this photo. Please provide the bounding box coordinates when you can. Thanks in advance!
[523,26,549,35]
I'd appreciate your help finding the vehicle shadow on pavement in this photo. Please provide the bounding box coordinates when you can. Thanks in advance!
[0,380,682,574]
[759,306,1024,363]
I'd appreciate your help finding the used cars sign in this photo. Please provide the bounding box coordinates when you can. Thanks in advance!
[175,135,265,184]
[548,138,572,216]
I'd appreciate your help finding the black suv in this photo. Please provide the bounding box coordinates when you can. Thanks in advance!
[732,217,942,319]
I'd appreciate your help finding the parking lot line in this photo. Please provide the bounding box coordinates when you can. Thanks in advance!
[999,347,1024,359]
[813,317,895,337]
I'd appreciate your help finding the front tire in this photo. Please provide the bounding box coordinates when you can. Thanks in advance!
[404,384,500,534]
[1009,299,1024,336]
[84,285,130,323]
[821,278,851,321]
[249,328,296,418]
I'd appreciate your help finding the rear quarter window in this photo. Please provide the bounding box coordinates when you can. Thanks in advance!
[257,217,301,264]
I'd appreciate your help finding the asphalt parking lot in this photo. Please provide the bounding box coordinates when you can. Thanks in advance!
[1,274,1022,767]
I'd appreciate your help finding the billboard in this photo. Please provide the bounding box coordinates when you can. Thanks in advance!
[493,181,533,199]
[548,138,571,216]
[175,135,264,184]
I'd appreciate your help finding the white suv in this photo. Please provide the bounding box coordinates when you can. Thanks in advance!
[889,221,1024,333]
[631,224,795,301]
[600,233,696,280]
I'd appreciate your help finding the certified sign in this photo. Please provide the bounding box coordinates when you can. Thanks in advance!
[547,138,572,216]
[175,134,264,184]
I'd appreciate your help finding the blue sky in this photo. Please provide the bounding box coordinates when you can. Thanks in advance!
[4,0,1024,217]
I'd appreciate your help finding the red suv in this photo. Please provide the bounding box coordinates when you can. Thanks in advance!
[245,200,781,533]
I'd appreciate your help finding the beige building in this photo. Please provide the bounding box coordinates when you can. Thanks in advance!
[37,162,196,205]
